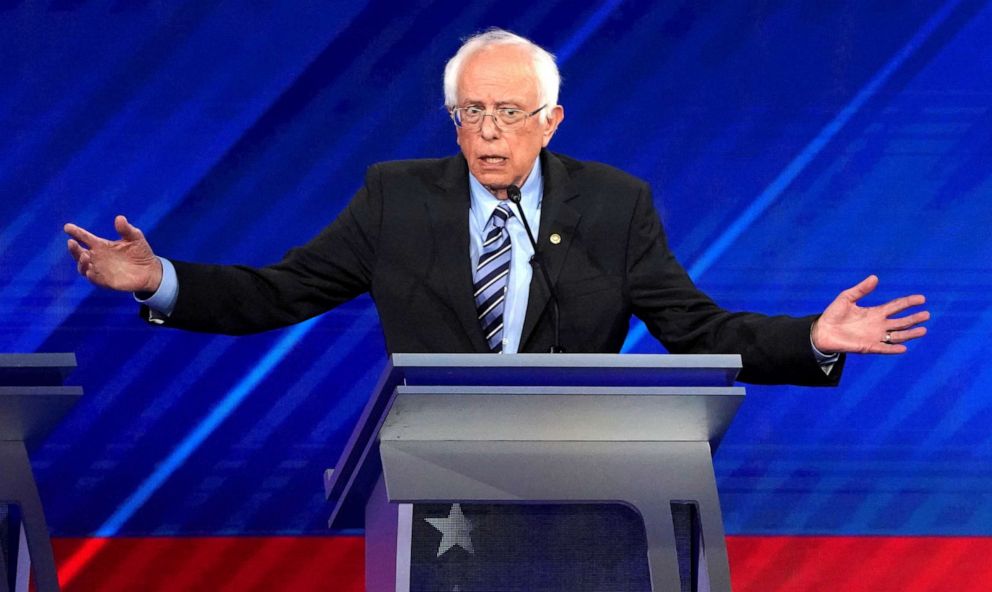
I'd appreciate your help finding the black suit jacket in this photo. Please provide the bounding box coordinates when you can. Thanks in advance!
[152,150,842,386]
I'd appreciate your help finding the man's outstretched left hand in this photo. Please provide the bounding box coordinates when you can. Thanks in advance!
[812,275,929,355]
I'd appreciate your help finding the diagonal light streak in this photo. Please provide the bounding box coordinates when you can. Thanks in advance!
[60,315,322,586]
[92,316,319,537]
[622,0,964,352]
[556,0,626,63]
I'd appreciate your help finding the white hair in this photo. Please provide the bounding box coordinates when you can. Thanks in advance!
[443,28,560,122]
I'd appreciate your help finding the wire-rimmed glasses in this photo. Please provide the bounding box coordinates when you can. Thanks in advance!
[450,104,547,130]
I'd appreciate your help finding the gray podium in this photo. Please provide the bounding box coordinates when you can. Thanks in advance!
[1,354,82,592]
[326,354,744,591]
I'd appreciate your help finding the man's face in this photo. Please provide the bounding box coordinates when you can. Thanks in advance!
[455,45,564,200]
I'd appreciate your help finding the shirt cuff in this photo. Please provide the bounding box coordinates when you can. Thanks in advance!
[810,328,840,375]
[133,257,178,318]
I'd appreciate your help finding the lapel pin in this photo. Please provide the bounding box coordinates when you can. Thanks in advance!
[549,233,562,245]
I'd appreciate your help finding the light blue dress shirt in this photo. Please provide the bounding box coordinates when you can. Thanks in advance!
[467,160,542,354]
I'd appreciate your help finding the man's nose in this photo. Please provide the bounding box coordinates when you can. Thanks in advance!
[479,114,501,139]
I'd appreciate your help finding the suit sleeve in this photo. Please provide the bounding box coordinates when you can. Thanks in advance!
[626,183,843,386]
[141,164,384,335]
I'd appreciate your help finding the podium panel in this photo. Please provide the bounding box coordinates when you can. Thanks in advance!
[326,354,744,591]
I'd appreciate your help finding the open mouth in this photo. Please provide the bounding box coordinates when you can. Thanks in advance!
[480,155,508,165]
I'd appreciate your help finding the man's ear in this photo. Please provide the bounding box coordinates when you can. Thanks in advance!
[542,105,565,147]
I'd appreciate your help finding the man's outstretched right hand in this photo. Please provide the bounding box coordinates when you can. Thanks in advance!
[64,215,163,294]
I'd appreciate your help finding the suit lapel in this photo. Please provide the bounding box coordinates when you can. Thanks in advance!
[429,154,490,352]
[519,151,581,349]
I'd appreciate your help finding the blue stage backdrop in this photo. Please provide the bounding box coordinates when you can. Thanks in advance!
[1,0,990,541]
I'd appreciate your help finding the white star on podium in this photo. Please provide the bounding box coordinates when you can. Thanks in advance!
[425,503,475,557]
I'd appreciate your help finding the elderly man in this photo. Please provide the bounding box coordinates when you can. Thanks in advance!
[64,29,927,379]
[65,28,927,590]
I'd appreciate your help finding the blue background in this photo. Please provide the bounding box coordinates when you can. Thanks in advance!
[1,0,990,538]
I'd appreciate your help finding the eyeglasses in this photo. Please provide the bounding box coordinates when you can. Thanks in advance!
[450,104,547,130]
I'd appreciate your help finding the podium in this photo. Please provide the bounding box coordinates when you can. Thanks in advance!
[1,354,82,592]
[326,354,744,591]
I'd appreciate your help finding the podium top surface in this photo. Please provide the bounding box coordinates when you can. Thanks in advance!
[1,353,81,442]
[326,353,742,531]
[391,353,741,386]
[0,353,77,386]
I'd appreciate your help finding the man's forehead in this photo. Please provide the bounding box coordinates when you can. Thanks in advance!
[458,95,530,106]
[461,45,533,75]
[457,46,539,103]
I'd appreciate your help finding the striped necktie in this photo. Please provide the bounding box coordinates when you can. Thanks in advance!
[474,203,514,352]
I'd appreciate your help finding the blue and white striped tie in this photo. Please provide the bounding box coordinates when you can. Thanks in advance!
[474,204,514,352]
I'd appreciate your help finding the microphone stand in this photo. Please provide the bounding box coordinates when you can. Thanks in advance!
[507,184,565,353]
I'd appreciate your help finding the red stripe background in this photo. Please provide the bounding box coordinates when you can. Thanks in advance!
[48,535,991,591]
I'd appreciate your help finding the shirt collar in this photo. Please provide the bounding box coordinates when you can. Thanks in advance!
[468,158,543,226]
